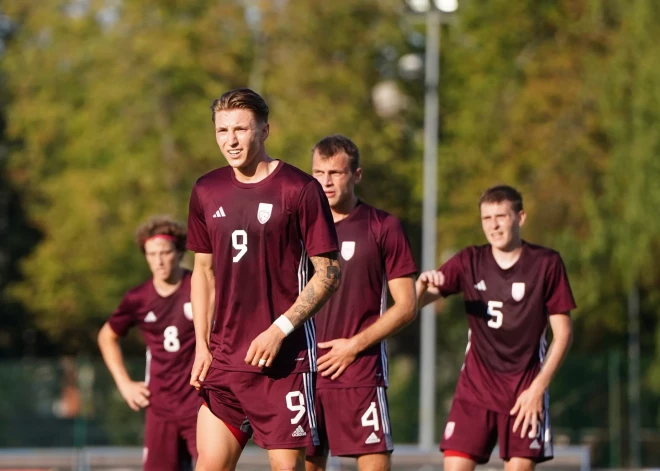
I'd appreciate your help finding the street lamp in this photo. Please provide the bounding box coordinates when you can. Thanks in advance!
[404,0,457,451]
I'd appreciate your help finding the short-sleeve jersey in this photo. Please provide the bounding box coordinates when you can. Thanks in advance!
[186,161,338,375]
[107,270,197,419]
[439,242,576,413]
[314,202,417,389]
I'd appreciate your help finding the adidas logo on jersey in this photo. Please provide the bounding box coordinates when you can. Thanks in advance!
[365,432,381,444]
[144,311,157,323]
[292,425,306,437]
[213,207,226,218]
[529,439,541,450]
[474,280,487,291]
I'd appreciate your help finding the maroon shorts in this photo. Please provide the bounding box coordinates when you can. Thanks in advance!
[143,408,197,471]
[440,398,553,464]
[200,367,318,449]
[307,387,393,457]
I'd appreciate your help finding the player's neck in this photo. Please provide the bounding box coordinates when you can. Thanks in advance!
[491,242,523,270]
[153,266,184,297]
[233,152,276,183]
[331,194,358,223]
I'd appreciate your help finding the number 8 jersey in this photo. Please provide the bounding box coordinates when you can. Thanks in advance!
[108,270,198,420]
[438,242,576,413]
[186,161,338,375]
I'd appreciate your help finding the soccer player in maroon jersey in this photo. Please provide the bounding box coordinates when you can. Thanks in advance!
[186,89,341,471]
[416,185,575,471]
[97,216,198,471]
[305,135,418,471]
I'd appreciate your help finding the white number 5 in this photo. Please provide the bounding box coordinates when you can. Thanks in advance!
[487,300,503,329]
[232,230,248,262]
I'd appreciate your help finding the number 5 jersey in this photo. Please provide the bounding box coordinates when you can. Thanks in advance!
[438,242,576,413]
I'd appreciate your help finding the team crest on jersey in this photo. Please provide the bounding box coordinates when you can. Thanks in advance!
[183,302,193,321]
[512,282,525,301]
[341,241,356,261]
[257,203,273,224]
[444,421,455,439]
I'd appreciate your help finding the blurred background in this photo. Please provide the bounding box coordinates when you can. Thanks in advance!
[1,0,660,469]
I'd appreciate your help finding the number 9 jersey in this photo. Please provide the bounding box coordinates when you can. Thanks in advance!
[438,242,576,414]
[186,161,338,376]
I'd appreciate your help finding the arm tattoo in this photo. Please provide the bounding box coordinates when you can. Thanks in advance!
[288,252,341,327]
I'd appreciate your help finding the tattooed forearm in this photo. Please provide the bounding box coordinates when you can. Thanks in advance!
[285,252,341,328]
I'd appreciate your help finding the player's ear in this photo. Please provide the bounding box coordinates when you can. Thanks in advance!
[353,167,363,184]
[261,122,269,142]
[518,210,527,227]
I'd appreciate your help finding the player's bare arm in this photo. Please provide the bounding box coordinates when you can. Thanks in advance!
[245,251,341,368]
[97,323,150,411]
[317,275,416,380]
[511,313,573,438]
[415,269,445,308]
[190,252,215,390]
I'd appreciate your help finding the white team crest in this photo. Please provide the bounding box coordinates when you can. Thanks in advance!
[512,282,525,301]
[257,203,273,224]
[183,302,193,321]
[444,421,455,439]
[341,241,356,261]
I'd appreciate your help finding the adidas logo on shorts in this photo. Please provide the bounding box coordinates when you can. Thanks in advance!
[529,439,541,450]
[365,432,381,444]
[292,425,306,437]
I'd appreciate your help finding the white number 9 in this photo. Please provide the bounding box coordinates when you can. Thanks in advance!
[232,230,248,263]
[286,391,306,424]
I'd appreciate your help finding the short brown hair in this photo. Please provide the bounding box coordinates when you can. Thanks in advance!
[312,134,360,172]
[210,88,269,123]
[478,185,523,213]
[135,216,187,253]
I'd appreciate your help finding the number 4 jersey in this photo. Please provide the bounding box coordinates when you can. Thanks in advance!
[186,161,338,375]
[107,270,198,420]
[438,242,576,413]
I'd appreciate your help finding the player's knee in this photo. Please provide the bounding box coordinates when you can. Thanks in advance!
[504,457,535,471]
[356,453,391,471]
[195,453,234,471]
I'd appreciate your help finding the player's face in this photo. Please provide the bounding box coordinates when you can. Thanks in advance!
[214,109,269,170]
[144,238,182,282]
[480,201,526,250]
[311,151,362,209]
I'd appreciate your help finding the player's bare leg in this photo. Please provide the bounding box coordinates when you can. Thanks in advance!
[443,456,477,471]
[196,405,242,471]
[268,448,306,471]
[504,457,535,471]
[356,452,391,471]
[305,455,327,471]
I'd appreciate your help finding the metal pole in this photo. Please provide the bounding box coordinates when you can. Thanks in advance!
[418,8,440,451]
[628,285,641,468]
[608,349,621,468]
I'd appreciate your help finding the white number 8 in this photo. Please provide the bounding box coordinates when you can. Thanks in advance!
[487,300,503,329]
[232,230,248,263]
[286,391,306,424]
[163,326,180,352]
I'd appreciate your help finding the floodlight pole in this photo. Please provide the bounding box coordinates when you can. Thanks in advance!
[419,7,441,451]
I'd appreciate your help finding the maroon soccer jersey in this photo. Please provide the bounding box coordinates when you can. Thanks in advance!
[439,242,576,413]
[108,270,198,419]
[314,202,417,388]
[186,161,338,374]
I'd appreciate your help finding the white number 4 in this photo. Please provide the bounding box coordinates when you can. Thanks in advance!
[232,230,248,263]
[361,402,380,431]
[487,301,503,329]
[286,391,306,424]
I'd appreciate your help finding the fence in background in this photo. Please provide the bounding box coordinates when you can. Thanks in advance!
[0,353,658,468]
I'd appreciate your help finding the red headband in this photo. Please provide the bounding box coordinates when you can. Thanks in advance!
[145,234,177,244]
